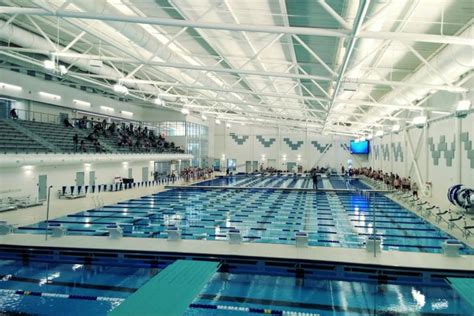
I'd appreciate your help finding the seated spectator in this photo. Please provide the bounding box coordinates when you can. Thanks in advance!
[79,140,86,152]
[86,131,97,142]
[108,122,116,135]
[73,134,79,151]
[94,140,102,153]
[63,118,74,128]
[10,108,18,120]
[78,116,87,129]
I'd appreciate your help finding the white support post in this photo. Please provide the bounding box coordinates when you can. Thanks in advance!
[456,117,462,183]
[405,129,425,186]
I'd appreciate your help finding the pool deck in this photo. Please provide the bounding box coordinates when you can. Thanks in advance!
[1,233,472,272]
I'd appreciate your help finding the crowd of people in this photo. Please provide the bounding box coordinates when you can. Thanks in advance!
[353,167,419,199]
[181,167,214,182]
[68,116,184,154]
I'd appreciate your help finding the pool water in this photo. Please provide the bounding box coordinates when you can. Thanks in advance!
[194,174,365,189]
[19,175,472,254]
[0,258,472,316]
[187,273,473,315]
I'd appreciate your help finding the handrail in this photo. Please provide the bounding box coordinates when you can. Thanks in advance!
[14,109,60,125]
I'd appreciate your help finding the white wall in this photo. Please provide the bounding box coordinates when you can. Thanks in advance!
[0,160,156,200]
[214,124,368,172]
[370,80,474,208]
[0,68,177,122]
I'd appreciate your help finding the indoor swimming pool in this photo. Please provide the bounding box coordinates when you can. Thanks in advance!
[0,250,473,316]
[17,175,473,254]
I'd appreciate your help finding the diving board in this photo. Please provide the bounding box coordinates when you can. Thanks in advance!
[447,278,474,308]
[109,260,219,316]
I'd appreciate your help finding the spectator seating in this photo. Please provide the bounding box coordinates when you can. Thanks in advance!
[0,119,50,154]
[15,120,103,153]
[0,118,184,154]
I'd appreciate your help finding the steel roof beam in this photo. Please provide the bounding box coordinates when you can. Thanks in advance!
[1,6,473,46]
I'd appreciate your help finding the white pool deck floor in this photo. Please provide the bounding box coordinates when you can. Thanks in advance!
[0,174,473,272]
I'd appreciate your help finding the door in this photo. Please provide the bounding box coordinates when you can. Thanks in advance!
[128,168,133,179]
[267,159,276,169]
[287,162,296,172]
[142,166,149,182]
[212,159,220,171]
[75,171,85,186]
[252,161,258,172]
[0,99,12,119]
[38,174,47,201]
[59,113,69,125]
[227,159,236,171]
[89,171,96,186]
[245,161,252,173]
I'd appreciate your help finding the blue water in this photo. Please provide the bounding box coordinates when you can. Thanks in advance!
[186,273,474,315]
[195,174,362,189]
[18,175,473,254]
[0,258,472,316]
[0,259,152,315]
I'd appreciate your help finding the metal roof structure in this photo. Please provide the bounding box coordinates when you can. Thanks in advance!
[0,0,472,136]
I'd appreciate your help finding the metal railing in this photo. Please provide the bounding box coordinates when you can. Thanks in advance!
[13,109,61,125]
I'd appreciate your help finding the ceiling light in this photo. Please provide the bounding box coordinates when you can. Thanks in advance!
[100,106,114,112]
[201,114,207,121]
[215,119,221,125]
[43,59,55,70]
[375,130,384,137]
[240,122,245,126]
[455,99,471,118]
[181,108,190,115]
[59,65,68,75]
[366,134,373,140]
[392,124,400,133]
[73,99,91,107]
[0,82,22,91]
[226,123,231,128]
[113,84,129,95]
[153,97,163,106]
[121,110,133,116]
[412,115,427,128]
[39,91,60,100]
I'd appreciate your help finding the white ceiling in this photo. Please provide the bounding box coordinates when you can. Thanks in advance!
[0,0,472,136]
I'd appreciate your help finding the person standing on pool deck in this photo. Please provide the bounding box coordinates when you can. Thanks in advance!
[312,170,318,190]
[411,180,419,199]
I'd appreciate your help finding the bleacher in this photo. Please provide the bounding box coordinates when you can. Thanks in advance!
[0,117,184,154]
[15,120,107,153]
[90,128,182,154]
[0,119,50,154]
